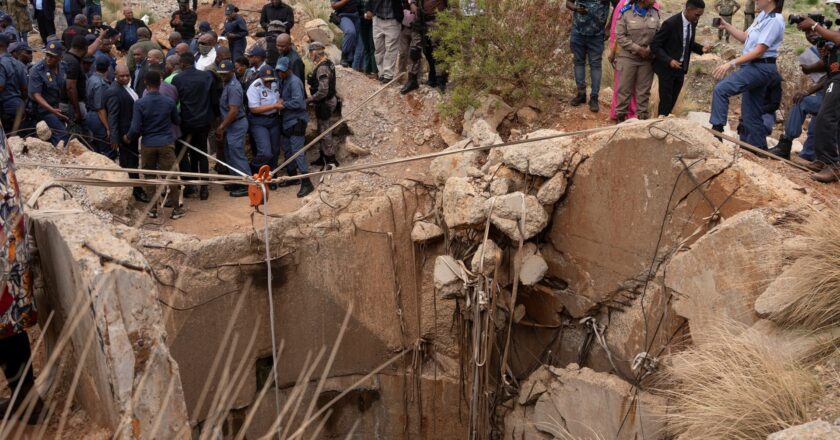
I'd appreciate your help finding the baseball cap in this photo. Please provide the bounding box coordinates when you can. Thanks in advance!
[10,42,33,53]
[258,65,275,81]
[308,42,325,51]
[217,59,234,73]
[276,56,290,72]
[45,40,63,56]
[198,21,211,32]
[225,4,239,15]
[248,47,266,58]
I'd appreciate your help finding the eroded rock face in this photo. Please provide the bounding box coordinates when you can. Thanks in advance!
[666,210,784,344]
[506,365,668,440]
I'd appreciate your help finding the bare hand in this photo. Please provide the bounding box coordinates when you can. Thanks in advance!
[637,46,651,59]
[122,135,130,144]
[716,16,727,29]
[703,45,711,53]
[410,3,418,14]
[669,59,683,69]
[276,100,285,110]
[215,127,225,140]
[364,11,373,20]
[712,62,733,80]
[54,110,68,121]
[797,17,816,31]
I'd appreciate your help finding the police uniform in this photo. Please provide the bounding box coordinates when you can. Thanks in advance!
[715,0,740,41]
[247,66,281,172]
[28,41,69,146]
[614,3,661,120]
[219,61,250,176]
[0,50,27,132]
[710,10,784,149]
[306,48,338,165]
[85,68,112,158]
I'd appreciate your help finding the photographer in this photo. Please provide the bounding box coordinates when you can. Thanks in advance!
[709,0,784,150]
[768,29,832,160]
[793,3,840,182]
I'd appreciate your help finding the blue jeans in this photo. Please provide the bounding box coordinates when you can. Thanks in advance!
[351,21,365,70]
[784,92,824,161]
[338,13,359,63]
[224,117,250,175]
[570,32,604,98]
[85,110,115,159]
[248,114,280,172]
[38,111,69,146]
[281,132,308,174]
[710,63,779,149]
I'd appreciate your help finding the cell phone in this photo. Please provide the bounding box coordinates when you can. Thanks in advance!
[712,17,722,27]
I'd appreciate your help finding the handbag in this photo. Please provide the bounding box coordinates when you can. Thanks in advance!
[329,12,342,26]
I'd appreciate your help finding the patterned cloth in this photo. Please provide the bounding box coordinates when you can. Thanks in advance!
[0,126,35,340]
[571,0,610,36]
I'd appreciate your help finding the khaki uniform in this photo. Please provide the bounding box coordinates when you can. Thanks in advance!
[614,7,660,120]
[743,0,755,30]
[715,0,739,41]
[3,0,32,34]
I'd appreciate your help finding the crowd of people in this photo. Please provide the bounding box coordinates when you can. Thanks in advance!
[0,0,452,223]
[569,0,840,183]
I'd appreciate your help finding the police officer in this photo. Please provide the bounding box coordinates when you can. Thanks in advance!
[711,0,784,150]
[29,40,69,146]
[86,57,113,158]
[247,64,283,173]
[223,4,249,61]
[306,42,339,169]
[276,57,314,197]
[215,59,251,197]
[793,4,840,182]
[0,35,28,133]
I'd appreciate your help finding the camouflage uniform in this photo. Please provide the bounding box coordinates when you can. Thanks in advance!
[715,0,739,41]
[743,0,754,30]
[3,0,32,35]
[307,59,338,160]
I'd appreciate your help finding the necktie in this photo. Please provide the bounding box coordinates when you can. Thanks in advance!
[682,24,691,70]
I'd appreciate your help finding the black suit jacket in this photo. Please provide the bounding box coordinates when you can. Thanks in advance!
[651,13,703,78]
[104,82,135,146]
[31,0,56,19]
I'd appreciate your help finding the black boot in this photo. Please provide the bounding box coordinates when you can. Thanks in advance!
[570,92,586,106]
[199,185,209,200]
[278,169,298,187]
[229,184,249,197]
[711,124,725,140]
[437,73,448,93]
[400,74,419,94]
[133,188,150,203]
[297,178,315,198]
[768,137,793,160]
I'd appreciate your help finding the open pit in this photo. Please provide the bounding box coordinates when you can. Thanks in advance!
[9,104,840,439]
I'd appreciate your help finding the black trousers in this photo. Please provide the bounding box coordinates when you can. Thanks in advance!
[178,126,210,179]
[0,331,35,396]
[118,138,143,194]
[657,71,685,117]
[34,10,56,45]
[813,77,840,164]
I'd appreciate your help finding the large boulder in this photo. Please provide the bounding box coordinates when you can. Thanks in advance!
[536,172,568,205]
[441,177,487,229]
[666,210,784,344]
[463,94,513,134]
[767,421,840,440]
[76,151,132,214]
[497,129,572,177]
[754,258,808,319]
[430,139,483,185]
[488,192,548,241]
[305,19,334,45]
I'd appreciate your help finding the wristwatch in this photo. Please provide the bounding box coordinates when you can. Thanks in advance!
[811,22,820,31]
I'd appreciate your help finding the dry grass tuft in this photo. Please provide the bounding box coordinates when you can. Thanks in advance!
[657,322,821,440]
[771,208,840,331]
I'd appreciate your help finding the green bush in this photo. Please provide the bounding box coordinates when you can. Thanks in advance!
[431,0,572,118]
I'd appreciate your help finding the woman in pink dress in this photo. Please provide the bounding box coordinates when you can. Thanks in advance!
[608,0,660,120]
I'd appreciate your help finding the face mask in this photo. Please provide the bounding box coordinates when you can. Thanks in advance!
[198,44,211,55]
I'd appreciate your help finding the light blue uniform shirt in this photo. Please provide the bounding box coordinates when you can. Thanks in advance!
[246,79,279,116]
[743,11,785,58]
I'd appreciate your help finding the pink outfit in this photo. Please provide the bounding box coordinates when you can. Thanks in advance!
[609,0,660,120]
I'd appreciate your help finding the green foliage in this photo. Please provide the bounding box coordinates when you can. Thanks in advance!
[431,0,572,118]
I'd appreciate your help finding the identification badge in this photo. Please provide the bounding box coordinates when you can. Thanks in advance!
[262,91,268,98]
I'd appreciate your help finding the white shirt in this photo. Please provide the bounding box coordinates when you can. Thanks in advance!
[196,48,217,71]
[35,0,43,10]
[124,84,139,101]
[680,13,691,63]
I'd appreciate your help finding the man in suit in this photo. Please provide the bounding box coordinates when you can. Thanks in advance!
[651,0,710,116]
[135,49,164,96]
[106,64,149,202]
[31,0,56,44]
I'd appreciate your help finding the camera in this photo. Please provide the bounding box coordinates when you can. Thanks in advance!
[789,13,832,27]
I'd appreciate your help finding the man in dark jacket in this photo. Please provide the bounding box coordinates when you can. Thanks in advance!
[260,0,295,33]
[364,0,403,82]
[61,14,91,48]
[276,33,306,84]
[170,0,197,42]
[172,52,217,200]
[105,64,147,201]
[114,7,148,53]
[63,0,85,30]
[651,0,708,116]
[31,0,56,44]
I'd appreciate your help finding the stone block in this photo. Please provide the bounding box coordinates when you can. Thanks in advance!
[536,172,567,205]
[430,139,483,185]
[411,221,443,243]
[304,19,334,45]
[435,255,466,299]
[441,177,487,228]
[497,129,572,177]
[488,192,548,241]
[754,258,808,319]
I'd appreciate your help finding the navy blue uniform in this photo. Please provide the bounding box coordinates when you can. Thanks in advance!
[85,74,112,158]
[0,53,28,131]
[222,15,249,61]
[219,78,250,175]
[28,60,68,145]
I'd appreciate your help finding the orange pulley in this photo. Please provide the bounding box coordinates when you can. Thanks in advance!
[248,165,272,207]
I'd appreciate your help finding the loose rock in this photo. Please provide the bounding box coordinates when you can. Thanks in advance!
[498,129,572,177]
[411,221,444,243]
[767,421,840,440]
[36,120,52,141]
[442,177,488,228]
[304,19,334,45]
[488,192,549,241]
[471,239,501,275]
[536,173,568,205]
[434,255,466,299]
[520,254,548,286]
[430,139,482,185]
